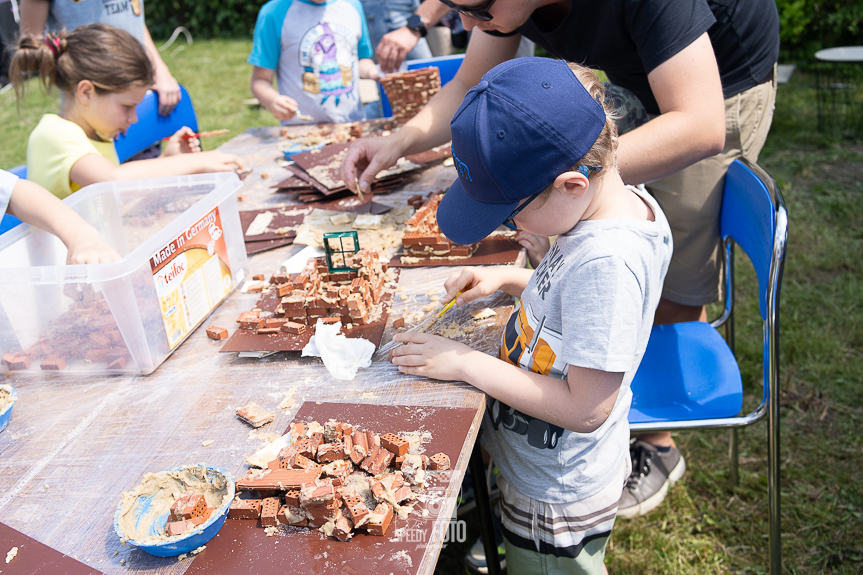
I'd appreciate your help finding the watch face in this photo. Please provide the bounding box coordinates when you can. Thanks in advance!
[408,14,427,36]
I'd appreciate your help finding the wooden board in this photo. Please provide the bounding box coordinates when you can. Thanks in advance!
[0,522,104,575]
[220,269,400,352]
[245,236,296,255]
[184,402,475,575]
[241,207,310,242]
[390,237,523,268]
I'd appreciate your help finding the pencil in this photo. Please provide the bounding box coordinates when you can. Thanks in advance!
[161,129,229,141]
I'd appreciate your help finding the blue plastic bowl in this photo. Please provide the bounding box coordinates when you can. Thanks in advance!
[113,464,234,557]
[0,385,17,433]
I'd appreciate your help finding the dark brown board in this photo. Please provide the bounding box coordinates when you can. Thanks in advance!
[220,269,400,352]
[184,402,475,575]
[390,237,523,268]
[245,236,296,256]
[0,522,104,575]
[241,207,310,242]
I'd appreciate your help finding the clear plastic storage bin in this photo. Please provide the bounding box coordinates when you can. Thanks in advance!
[0,173,248,375]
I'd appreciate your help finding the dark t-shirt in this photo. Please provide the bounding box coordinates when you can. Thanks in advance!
[516,0,779,114]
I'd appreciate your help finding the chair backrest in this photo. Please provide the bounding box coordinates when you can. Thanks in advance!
[720,160,786,320]
[0,165,28,235]
[379,54,465,118]
[114,85,198,163]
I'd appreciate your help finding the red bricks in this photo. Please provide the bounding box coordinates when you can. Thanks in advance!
[365,503,394,536]
[3,353,30,370]
[206,325,229,340]
[261,497,280,527]
[228,497,263,519]
[171,494,206,521]
[40,357,66,370]
[381,433,409,457]
[429,452,451,471]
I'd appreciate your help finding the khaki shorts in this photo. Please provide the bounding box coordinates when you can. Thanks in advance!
[646,68,777,306]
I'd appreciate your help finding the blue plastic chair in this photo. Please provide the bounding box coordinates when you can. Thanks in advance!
[629,159,788,573]
[0,165,27,235]
[379,54,465,118]
[114,85,199,163]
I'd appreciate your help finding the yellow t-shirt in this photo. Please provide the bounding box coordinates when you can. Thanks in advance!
[26,114,119,199]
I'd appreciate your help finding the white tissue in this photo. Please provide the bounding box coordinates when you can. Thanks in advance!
[302,319,375,381]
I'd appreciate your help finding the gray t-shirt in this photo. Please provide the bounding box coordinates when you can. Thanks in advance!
[47,0,146,46]
[482,185,673,504]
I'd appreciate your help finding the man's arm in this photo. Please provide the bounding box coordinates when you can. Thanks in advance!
[376,0,452,73]
[19,0,49,36]
[343,30,521,190]
[142,25,181,116]
[617,33,726,185]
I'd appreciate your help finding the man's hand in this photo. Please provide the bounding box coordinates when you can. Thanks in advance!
[153,71,181,116]
[341,135,403,192]
[389,331,475,380]
[376,26,420,74]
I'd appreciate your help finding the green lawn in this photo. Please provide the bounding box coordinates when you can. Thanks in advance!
[2,39,862,574]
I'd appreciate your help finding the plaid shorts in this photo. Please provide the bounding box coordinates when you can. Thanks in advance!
[497,460,629,574]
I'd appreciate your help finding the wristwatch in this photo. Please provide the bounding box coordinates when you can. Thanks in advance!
[406,14,428,38]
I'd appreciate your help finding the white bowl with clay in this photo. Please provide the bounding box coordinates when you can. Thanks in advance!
[114,464,234,557]
[0,384,17,433]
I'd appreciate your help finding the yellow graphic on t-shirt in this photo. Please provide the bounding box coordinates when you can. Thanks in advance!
[500,302,567,379]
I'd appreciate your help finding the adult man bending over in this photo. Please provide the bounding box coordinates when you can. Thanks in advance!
[343,0,779,520]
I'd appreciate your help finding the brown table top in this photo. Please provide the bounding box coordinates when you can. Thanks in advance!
[0,125,522,575]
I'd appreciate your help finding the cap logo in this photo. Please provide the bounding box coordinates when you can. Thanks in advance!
[451,149,473,182]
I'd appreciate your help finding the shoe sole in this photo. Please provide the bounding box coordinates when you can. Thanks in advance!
[616,456,687,519]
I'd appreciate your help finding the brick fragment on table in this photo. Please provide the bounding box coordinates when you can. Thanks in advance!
[236,402,275,428]
[380,433,409,457]
[429,452,450,471]
[261,497,281,527]
[40,357,66,370]
[3,353,30,370]
[332,516,354,541]
[206,325,229,340]
[364,502,394,536]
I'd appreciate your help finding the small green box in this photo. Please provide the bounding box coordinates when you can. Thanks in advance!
[323,231,360,273]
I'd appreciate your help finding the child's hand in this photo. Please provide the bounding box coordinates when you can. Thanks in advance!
[66,233,121,265]
[516,231,551,268]
[163,126,201,156]
[442,267,504,307]
[389,332,475,380]
[195,151,244,173]
[269,94,300,121]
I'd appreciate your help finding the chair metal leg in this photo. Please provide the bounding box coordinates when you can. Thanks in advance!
[469,441,502,575]
[729,428,739,486]
[768,382,782,573]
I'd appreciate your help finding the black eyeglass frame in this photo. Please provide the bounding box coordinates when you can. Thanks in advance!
[438,0,497,22]
[502,165,602,231]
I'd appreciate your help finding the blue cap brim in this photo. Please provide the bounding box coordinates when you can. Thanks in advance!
[437,178,519,246]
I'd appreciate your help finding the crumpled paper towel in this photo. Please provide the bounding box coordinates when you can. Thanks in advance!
[302,319,376,380]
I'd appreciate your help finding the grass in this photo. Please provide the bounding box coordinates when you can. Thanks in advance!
[2,39,862,574]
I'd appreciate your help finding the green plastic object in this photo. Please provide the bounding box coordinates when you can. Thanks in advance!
[323,231,360,273]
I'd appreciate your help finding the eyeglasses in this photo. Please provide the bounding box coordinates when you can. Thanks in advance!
[438,0,497,22]
[502,165,601,231]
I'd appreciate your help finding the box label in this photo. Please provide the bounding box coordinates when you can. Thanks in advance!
[150,207,232,349]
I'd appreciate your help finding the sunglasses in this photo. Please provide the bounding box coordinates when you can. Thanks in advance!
[438,0,497,22]
[502,165,602,231]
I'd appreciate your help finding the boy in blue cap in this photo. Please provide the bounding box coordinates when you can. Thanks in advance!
[390,58,673,572]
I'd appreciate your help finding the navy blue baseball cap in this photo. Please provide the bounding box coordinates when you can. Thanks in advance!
[437,57,607,245]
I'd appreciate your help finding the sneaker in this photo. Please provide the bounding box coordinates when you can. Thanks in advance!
[617,439,686,519]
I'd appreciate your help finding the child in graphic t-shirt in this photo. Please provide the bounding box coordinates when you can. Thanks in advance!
[389,58,673,572]
[249,0,380,125]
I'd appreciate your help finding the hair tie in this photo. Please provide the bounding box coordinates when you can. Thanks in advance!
[44,36,62,57]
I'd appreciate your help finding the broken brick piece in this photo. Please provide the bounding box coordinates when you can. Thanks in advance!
[281,321,306,335]
[332,516,354,541]
[380,433,409,457]
[40,357,66,370]
[171,493,207,521]
[278,504,307,527]
[229,498,262,520]
[261,497,280,527]
[236,402,275,428]
[106,357,127,370]
[3,353,30,370]
[206,325,229,340]
[316,441,346,463]
[365,503,394,536]
[166,520,190,537]
[392,316,405,329]
[429,452,450,471]
[299,478,335,506]
[343,496,370,523]
[284,489,301,507]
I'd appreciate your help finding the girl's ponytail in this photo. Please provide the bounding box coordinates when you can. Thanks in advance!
[9,31,65,100]
[10,23,153,101]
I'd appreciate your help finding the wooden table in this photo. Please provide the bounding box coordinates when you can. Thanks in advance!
[0,126,519,574]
